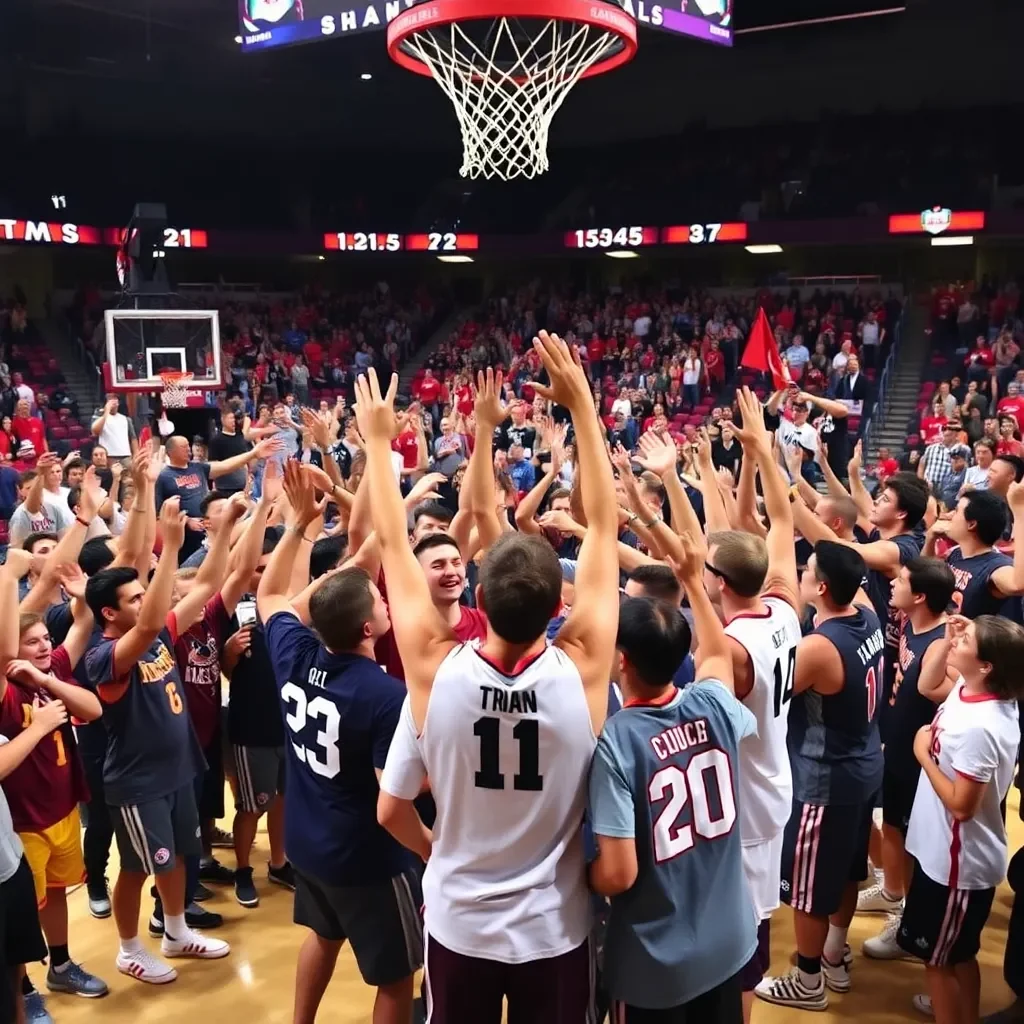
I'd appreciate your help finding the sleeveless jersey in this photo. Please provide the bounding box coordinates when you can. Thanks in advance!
[417,642,597,964]
[881,619,947,779]
[588,682,758,1009]
[946,546,1012,619]
[725,595,802,843]
[789,606,885,805]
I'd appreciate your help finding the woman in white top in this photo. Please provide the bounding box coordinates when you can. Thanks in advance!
[682,345,703,408]
[610,388,632,420]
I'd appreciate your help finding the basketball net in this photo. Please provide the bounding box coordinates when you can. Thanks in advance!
[388,1,636,181]
[159,370,195,409]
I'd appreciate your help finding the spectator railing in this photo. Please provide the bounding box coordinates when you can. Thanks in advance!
[861,300,906,456]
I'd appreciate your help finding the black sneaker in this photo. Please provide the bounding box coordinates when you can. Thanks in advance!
[268,862,296,892]
[209,825,234,849]
[149,902,223,936]
[198,857,236,885]
[235,867,259,908]
[192,882,214,903]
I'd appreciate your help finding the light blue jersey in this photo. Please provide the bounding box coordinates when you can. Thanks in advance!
[588,681,758,1009]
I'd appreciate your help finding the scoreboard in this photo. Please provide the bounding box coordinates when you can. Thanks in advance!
[661,222,748,245]
[323,231,480,252]
[565,226,659,249]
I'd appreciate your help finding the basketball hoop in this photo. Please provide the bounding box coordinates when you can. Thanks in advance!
[387,0,636,180]
[159,370,195,409]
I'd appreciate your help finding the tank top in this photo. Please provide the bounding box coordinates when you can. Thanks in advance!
[724,595,802,843]
[789,606,885,805]
[418,642,597,963]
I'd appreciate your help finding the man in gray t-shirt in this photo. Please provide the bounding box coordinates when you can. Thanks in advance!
[432,419,467,479]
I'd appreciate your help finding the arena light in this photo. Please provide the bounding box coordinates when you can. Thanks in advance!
[931,235,974,247]
[360,72,373,80]
[234,35,243,43]
[745,244,783,254]
[437,254,474,263]
[605,250,639,259]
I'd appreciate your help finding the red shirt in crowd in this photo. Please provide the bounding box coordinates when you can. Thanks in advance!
[392,429,421,470]
[455,385,474,416]
[170,593,231,751]
[998,437,1024,458]
[919,416,946,445]
[12,414,45,453]
[997,396,1024,424]
[873,458,899,483]
[419,376,442,405]
[587,338,605,364]
[965,344,994,370]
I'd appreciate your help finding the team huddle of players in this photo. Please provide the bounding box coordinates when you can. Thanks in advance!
[1,330,1021,1024]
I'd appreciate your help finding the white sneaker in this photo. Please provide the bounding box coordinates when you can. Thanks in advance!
[116,948,178,985]
[755,968,828,1011]
[161,928,230,960]
[857,882,904,915]
[822,953,851,993]
[913,993,934,1017]
[863,913,914,961]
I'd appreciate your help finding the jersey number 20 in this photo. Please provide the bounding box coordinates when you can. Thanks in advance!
[649,749,736,862]
[281,682,341,779]
[473,717,543,791]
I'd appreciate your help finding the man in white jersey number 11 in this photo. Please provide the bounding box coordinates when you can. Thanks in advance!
[367,338,621,1024]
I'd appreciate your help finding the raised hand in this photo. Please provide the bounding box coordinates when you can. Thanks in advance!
[610,443,634,479]
[110,461,123,481]
[300,463,337,496]
[527,331,592,413]
[353,369,400,442]
[550,424,569,474]
[693,427,714,468]
[283,461,327,529]
[665,530,706,584]
[3,547,33,579]
[6,659,50,690]
[474,368,508,430]
[146,447,167,484]
[1009,478,1024,514]
[78,466,104,521]
[635,432,678,478]
[300,407,332,450]
[254,436,286,461]
[262,459,284,504]
[225,491,250,522]
[406,471,448,505]
[539,509,580,535]
[730,386,771,453]
[56,562,87,601]
[160,496,187,551]
[848,439,863,475]
[130,448,151,488]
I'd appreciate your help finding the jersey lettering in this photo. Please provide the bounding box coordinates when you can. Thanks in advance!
[281,681,341,779]
[773,647,796,717]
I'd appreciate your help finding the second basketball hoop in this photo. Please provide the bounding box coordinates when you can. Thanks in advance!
[387,0,637,181]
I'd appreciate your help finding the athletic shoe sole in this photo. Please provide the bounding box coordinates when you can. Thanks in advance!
[88,901,111,920]
[235,889,260,908]
[116,960,177,985]
[755,990,828,1012]
[161,942,230,960]
[267,872,296,892]
[45,976,109,998]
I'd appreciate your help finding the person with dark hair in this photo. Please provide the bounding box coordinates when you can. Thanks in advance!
[309,535,347,581]
[858,557,957,954]
[178,491,231,570]
[376,341,620,1024]
[623,562,695,686]
[588,530,756,1023]
[224,528,293,909]
[410,500,453,544]
[930,487,1024,619]
[412,533,487,641]
[84,499,230,983]
[255,463,420,1024]
[757,540,884,1010]
[896,614,1024,1021]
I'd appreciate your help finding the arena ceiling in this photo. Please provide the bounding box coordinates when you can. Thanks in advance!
[5,0,998,153]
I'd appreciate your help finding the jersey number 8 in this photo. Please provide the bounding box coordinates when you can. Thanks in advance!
[281,682,341,779]
[649,749,736,863]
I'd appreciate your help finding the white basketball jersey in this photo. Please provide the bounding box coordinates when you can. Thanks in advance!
[725,596,802,844]
[417,641,597,963]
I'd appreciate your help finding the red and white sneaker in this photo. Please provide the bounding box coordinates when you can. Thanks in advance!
[161,928,230,959]
[116,948,178,985]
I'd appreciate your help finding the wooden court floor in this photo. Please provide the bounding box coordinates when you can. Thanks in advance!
[32,793,1019,1023]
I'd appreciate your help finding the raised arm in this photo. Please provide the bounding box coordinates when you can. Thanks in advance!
[91,397,117,438]
[52,564,95,671]
[537,333,618,728]
[803,390,850,420]
[990,482,1024,597]
[465,370,509,553]
[0,549,33,664]
[845,441,875,523]
[356,370,455,721]
[692,429,730,535]
[209,436,283,480]
[514,464,556,535]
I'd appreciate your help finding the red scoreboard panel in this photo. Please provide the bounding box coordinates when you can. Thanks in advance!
[324,231,403,252]
[405,232,480,252]
[0,220,105,244]
[565,226,659,249]
[887,209,986,235]
[103,227,209,248]
[661,222,748,245]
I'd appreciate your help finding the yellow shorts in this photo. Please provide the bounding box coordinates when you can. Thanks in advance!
[19,807,85,908]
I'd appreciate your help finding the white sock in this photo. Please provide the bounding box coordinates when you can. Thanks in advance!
[823,924,849,965]
[164,914,187,940]
[120,936,143,956]
[798,967,821,989]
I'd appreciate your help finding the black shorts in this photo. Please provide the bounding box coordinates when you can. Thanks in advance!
[424,933,594,1024]
[780,798,872,917]
[738,920,771,992]
[896,860,996,966]
[110,784,202,876]
[197,737,225,821]
[0,857,46,966]
[293,866,422,987]
[882,769,919,838]
[612,971,742,1024]
[232,745,285,815]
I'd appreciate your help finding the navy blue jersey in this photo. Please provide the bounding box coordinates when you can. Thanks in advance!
[588,682,758,1009]
[85,621,205,805]
[227,612,284,748]
[789,606,885,805]
[264,612,413,886]
[882,619,946,780]
[946,546,1012,619]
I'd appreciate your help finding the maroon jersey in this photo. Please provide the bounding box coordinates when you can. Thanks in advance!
[171,592,230,750]
[0,648,90,832]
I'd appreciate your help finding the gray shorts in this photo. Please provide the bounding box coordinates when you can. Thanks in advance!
[110,784,202,876]
[232,745,285,814]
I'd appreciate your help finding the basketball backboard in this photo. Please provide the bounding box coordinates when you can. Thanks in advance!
[104,307,222,392]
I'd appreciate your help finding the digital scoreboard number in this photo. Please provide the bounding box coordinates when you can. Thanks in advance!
[661,222,749,244]
[405,232,480,252]
[565,226,659,249]
[324,231,402,252]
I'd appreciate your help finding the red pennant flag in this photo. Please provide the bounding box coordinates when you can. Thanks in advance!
[740,307,791,391]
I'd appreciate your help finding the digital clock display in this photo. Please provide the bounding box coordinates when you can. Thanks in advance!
[661,223,748,245]
[405,232,480,252]
[565,226,659,249]
[323,231,403,252]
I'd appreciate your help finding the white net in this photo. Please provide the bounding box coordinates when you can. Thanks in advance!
[160,372,195,408]
[400,17,626,180]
